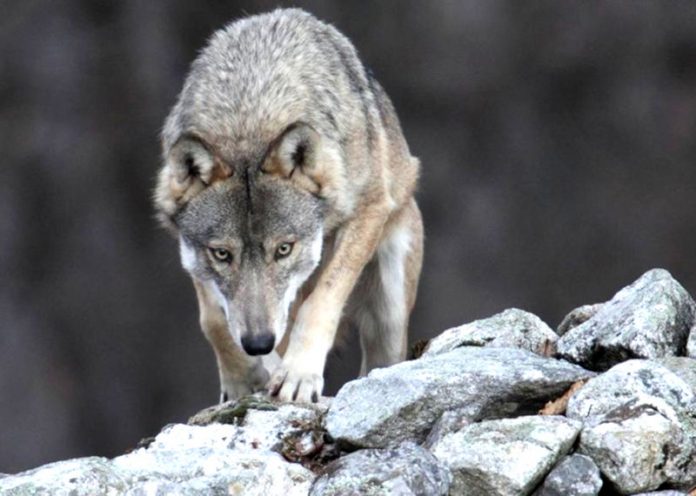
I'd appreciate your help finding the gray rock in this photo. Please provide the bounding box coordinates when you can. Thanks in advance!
[532,454,602,496]
[687,325,696,358]
[0,457,128,496]
[124,480,203,496]
[567,361,696,493]
[124,477,272,496]
[430,415,581,496]
[557,304,604,336]
[578,400,696,494]
[566,360,696,420]
[422,308,558,357]
[310,442,451,496]
[113,423,316,494]
[187,394,279,425]
[556,269,696,370]
[633,491,688,496]
[423,409,474,449]
[326,347,594,448]
[187,394,330,427]
[0,401,319,496]
[656,356,696,393]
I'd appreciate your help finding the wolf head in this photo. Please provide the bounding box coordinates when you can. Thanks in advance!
[153,9,365,356]
[157,124,327,355]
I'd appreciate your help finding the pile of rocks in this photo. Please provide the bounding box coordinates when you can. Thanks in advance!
[2,268,696,495]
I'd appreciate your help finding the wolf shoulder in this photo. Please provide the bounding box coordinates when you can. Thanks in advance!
[179,9,366,135]
[241,8,420,207]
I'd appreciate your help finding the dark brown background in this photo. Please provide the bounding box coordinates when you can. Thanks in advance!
[2,0,696,472]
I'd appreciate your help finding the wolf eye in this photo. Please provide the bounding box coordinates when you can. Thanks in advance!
[210,247,232,263]
[275,242,294,259]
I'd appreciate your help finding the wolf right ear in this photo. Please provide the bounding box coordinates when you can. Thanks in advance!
[154,137,232,227]
[261,123,325,194]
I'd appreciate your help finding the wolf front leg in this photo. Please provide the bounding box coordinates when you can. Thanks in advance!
[193,279,279,402]
[267,202,390,403]
[350,198,423,376]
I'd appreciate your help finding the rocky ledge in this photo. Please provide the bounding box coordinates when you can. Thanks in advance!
[3,268,696,495]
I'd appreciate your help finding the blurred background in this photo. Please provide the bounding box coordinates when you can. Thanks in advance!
[2,0,696,472]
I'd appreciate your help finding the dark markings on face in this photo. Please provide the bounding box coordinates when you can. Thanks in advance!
[244,166,254,215]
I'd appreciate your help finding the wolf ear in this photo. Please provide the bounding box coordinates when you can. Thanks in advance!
[261,123,324,194]
[168,138,233,188]
[154,137,232,228]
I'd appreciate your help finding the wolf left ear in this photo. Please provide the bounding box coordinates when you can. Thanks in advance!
[262,123,324,194]
[154,137,233,230]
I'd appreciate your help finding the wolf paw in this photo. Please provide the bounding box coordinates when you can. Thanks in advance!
[267,363,324,403]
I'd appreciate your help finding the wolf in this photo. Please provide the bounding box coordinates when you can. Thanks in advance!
[154,8,423,403]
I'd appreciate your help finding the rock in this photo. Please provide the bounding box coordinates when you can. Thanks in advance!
[633,491,689,496]
[310,442,451,496]
[0,399,320,496]
[187,394,280,425]
[124,479,206,496]
[656,356,696,393]
[0,457,127,496]
[566,361,696,493]
[578,400,696,494]
[117,420,314,496]
[113,408,319,495]
[423,410,474,449]
[422,308,558,357]
[187,395,339,472]
[9,270,696,496]
[687,325,696,358]
[532,454,602,496]
[326,347,594,448]
[119,448,312,496]
[566,360,696,420]
[557,304,603,336]
[556,269,696,370]
[430,415,581,496]
[188,394,331,428]
[113,423,313,482]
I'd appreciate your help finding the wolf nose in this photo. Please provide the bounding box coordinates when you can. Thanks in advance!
[241,333,275,356]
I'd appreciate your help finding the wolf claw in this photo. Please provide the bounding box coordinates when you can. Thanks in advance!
[268,364,323,403]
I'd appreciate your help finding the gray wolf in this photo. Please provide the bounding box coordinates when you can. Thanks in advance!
[154,8,423,403]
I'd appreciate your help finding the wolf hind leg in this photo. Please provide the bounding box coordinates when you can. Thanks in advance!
[350,199,424,376]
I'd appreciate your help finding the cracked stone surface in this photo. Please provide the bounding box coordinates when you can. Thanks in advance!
[532,454,602,496]
[556,269,695,370]
[422,308,558,357]
[567,360,696,493]
[687,325,696,358]
[556,304,604,336]
[566,360,696,420]
[578,402,691,494]
[310,442,451,496]
[430,415,581,496]
[326,346,593,448]
[0,400,319,496]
